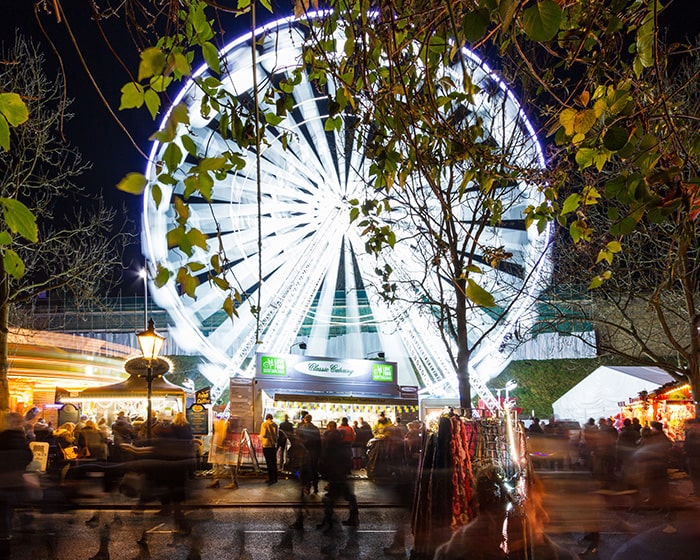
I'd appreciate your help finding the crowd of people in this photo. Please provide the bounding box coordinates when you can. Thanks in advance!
[0,408,201,558]
[528,415,689,511]
[205,410,425,531]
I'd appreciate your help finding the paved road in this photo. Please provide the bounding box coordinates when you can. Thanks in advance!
[8,469,698,559]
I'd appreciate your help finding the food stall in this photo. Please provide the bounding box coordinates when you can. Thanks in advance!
[59,356,187,425]
[621,381,695,440]
[251,352,419,430]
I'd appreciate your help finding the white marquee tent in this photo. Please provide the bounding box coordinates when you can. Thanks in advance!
[552,365,675,424]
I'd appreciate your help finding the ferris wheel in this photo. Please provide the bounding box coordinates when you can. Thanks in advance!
[141,15,551,408]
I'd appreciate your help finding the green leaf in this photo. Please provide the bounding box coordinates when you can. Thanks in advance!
[138,47,167,81]
[201,42,221,75]
[0,197,38,242]
[144,88,161,119]
[152,184,163,208]
[463,8,490,43]
[154,265,171,287]
[210,253,221,274]
[186,228,209,251]
[181,135,198,157]
[0,116,9,152]
[171,51,191,78]
[265,112,284,126]
[119,82,145,110]
[176,267,199,299]
[603,127,628,151]
[606,240,622,253]
[162,142,183,173]
[635,12,654,76]
[466,278,495,307]
[223,294,238,319]
[167,226,188,253]
[324,115,342,132]
[3,249,25,279]
[561,193,581,216]
[117,172,148,195]
[150,103,189,143]
[211,276,229,291]
[588,275,604,289]
[575,147,597,170]
[149,74,172,93]
[0,92,29,127]
[522,0,562,42]
[0,231,11,245]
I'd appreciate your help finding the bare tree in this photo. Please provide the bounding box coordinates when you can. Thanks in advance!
[0,35,129,409]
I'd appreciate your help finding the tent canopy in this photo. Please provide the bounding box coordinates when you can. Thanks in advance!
[78,373,186,400]
[552,365,674,424]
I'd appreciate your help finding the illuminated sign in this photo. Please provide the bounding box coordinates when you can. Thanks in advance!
[260,356,287,376]
[257,353,396,384]
[372,364,394,382]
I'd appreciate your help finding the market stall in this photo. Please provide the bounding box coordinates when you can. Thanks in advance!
[253,352,419,430]
[620,381,695,441]
[410,409,533,559]
[60,356,187,425]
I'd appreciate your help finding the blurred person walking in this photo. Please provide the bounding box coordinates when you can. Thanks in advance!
[206,415,237,489]
[317,421,359,531]
[0,412,33,559]
[77,419,109,461]
[617,418,640,488]
[353,417,372,469]
[277,414,294,472]
[636,421,672,512]
[337,417,355,469]
[684,418,700,497]
[52,422,78,484]
[297,414,321,495]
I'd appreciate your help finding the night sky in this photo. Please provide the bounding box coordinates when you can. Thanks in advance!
[1,1,697,296]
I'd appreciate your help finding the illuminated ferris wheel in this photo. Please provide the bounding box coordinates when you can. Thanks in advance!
[141,15,551,407]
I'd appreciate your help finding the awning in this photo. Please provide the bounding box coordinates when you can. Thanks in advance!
[265,389,418,406]
[76,374,186,400]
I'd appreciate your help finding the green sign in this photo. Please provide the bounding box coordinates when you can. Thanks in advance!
[260,355,287,376]
[372,363,394,382]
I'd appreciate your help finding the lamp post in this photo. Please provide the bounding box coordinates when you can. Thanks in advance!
[137,318,165,441]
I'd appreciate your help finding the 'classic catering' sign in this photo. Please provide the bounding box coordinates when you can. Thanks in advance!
[257,353,396,385]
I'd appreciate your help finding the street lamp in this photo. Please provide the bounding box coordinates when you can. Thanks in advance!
[137,318,165,441]
[290,341,307,353]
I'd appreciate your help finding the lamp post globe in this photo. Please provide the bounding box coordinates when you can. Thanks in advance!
[137,318,165,441]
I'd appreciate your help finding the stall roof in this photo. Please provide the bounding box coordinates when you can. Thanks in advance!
[77,374,186,400]
[552,365,674,423]
[267,389,418,406]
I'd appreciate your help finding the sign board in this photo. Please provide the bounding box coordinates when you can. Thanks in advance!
[187,403,209,435]
[259,353,397,383]
[29,442,49,472]
[196,387,211,405]
[229,377,255,432]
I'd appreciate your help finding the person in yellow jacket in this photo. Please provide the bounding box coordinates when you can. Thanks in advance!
[373,411,394,439]
[260,413,279,484]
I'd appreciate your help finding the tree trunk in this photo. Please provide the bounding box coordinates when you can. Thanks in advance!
[0,260,9,412]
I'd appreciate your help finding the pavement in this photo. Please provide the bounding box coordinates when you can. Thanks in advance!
[29,466,700,560]
[50,467,407,511]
